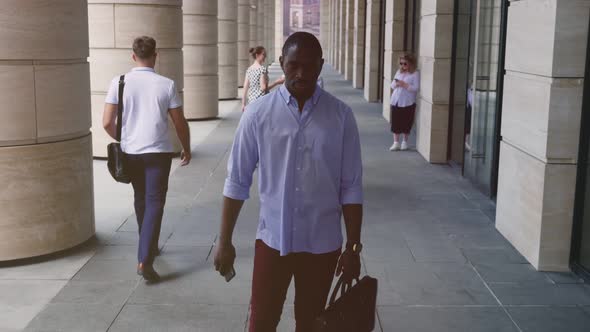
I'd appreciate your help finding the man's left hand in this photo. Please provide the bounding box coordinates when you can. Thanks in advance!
[336,249,361,283]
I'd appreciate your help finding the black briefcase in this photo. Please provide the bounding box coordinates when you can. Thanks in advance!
[107,75,131,184]
[312,275,378,332]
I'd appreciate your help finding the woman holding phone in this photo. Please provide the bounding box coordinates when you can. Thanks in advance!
[389,53,420,151]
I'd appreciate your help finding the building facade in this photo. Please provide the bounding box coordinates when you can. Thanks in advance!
[286,0,321,36]
[322,0,590,276]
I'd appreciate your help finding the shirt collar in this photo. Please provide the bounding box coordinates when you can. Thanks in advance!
[132,67,156,72]
[279,84,322,106]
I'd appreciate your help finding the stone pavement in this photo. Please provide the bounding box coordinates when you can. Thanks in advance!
[13,66,590,331]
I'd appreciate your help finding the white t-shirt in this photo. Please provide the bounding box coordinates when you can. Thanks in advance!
[105,67,182,154]
[390,70,420,107]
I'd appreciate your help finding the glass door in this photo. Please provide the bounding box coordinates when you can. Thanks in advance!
[571,23,590,281]
[462,0,507,197]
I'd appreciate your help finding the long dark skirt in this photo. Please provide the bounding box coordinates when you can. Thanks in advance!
[390,104,416,134]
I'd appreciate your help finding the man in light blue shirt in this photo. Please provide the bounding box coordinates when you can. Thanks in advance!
[215,32,364,332]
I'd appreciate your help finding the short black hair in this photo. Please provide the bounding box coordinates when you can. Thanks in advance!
[282,32,323,58]
[133,36,157,59]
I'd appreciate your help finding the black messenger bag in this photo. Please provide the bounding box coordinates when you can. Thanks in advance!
[107,75,131,184]
[312,275,378,332]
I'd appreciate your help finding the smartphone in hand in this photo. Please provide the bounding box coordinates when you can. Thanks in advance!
[224,266,236,282]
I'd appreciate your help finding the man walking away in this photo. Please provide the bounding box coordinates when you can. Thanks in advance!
[215,32,364,331]
[103,36,191,282]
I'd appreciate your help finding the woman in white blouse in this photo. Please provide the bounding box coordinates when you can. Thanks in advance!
[389,53,420,151]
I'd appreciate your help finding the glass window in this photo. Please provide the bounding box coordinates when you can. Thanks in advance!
[463,0,505,196]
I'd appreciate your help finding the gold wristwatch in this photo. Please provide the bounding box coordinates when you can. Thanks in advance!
[346,242,363,254]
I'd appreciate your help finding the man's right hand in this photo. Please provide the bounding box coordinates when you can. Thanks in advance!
[180,150,191,166]
[214,242,236,277]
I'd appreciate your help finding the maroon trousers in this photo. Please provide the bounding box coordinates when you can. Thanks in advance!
[390,103,416,134]
[249,240,341,332]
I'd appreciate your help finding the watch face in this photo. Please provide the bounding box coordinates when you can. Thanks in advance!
[353,243,363,253]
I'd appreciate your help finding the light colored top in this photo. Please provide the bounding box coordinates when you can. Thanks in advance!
[223,85,364,256]
[390,70,420,107]
[105,67,182,154]
[246,65,268,103]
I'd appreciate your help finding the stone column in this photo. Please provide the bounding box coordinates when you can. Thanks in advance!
[257,0,265,47]
[0,0,94,261]
[250,0,258,48]
[332,0,338,66]
[364,0,382,101]
[269,0,276,62]
[327,0,333,64]
[382,0,406,119]
[219,0,238,99]
[344,0,355,80]
[263,0,271,60]
[89,0,183,154]
[415,0,453,163]
[352,0,366,89]
[183,1,219,119]
[275,0,284,63]
[320,0,330,52]
[238,0,251,86]
[335,0,342,71]
[339,0,346,73]
[496,0,590,271]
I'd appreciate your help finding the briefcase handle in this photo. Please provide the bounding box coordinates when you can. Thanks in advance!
[328,276,360,306]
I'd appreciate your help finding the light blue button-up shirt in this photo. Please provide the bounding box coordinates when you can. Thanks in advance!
[223,85,363,256]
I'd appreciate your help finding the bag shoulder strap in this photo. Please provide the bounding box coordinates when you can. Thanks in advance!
[116,75,125,142]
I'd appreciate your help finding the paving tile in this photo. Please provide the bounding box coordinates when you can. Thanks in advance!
[25,303,122,332]
[507,306,590,332]
[367,263,497,305]
[448,229,512,249]
[406,242,467,263]
[156,245,212,261]
[489,283,590,305]
[544,271,586,284]
[362,245,416,266]
[378,306,518,332]
[51,280,137,305]
[462,248,528,265]
[128,256,254,305]
[0,280,67,332]
[474,263,553,283]
[108,304,248,332]
[92,244,142,261]
[73,258,140,282]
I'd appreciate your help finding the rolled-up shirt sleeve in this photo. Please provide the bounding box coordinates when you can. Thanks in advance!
[340,108,364,205]
[223,109,259,200]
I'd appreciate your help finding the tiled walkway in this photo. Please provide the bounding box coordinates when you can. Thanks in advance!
[19,66,590,331]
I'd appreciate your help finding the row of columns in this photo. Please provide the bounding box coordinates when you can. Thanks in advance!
[1,0,278,261]
[323,0,379,101]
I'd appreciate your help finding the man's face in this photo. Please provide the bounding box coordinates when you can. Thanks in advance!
[280,45,324,100]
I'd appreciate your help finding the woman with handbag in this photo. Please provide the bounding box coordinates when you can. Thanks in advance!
[241,46,284,111]
[389,53,420,151]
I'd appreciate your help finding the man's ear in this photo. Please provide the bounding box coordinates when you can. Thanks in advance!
[132,53,137,62]
[279,55,284,68]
